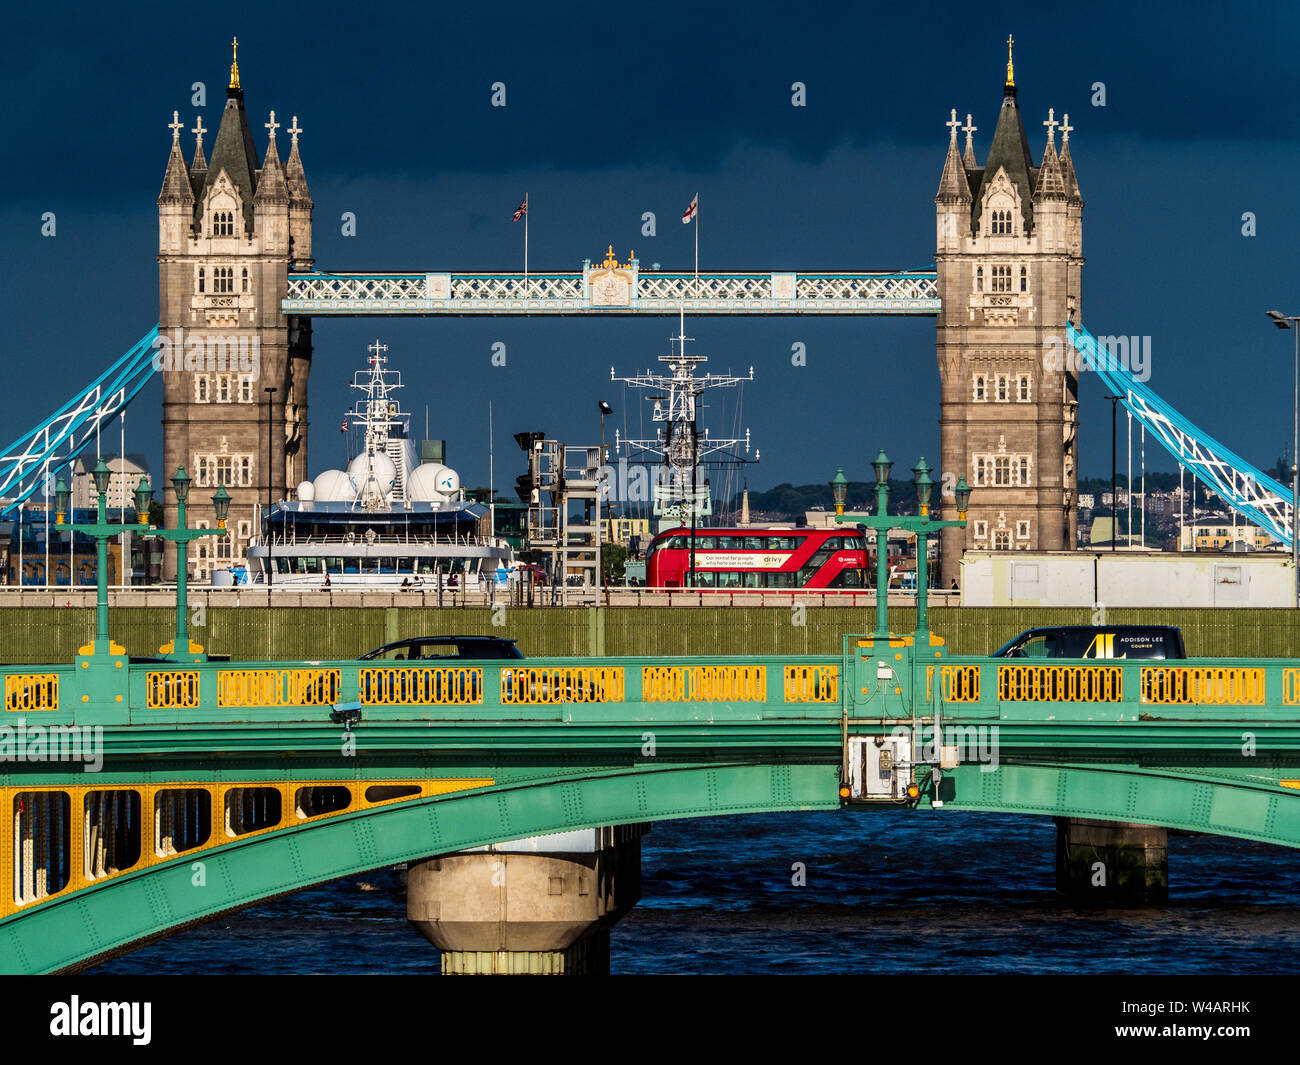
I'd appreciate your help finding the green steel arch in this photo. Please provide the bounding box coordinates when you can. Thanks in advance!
[0,761,839,974]
[5,759,1300,974]
[943,762,1300,848]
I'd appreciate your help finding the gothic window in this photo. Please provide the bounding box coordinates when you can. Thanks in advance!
[975,267,983,293]
[1020,266,1028,292]
[195,457,209,486]
[996,374,1009,401]
[217,375,231,403]
[973,374,987,402]
[1018,457,1030,485]
[212,211,234,237]
[974,457,987,486]
[240,457,252,485]
[993,530,1012,550]
[973,520,988,540]
[197,267,205,294]
[241,267,249,293]
[215,457,233,486]
[991,265,1012,293]
[213,267,234,294]
[239,375,253,403]
[1017,374,1031,402]
[993,457,1012,486]
[1016,520,1030,539]
[195,376,209,403]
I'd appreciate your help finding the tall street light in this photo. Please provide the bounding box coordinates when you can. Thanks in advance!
[597,401,613,598]
[54,460,152,655]
[144,469,230,661]
[264,386,278,601]
[835,451,970,641]
[1267,310,1300,607]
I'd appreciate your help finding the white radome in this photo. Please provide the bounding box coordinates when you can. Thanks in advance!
[296,480,316,501]
[313,469,357,502]
[406,462,460,502]
[347,451,397,494]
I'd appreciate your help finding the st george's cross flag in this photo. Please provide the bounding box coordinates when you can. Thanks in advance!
[681,193,698,224]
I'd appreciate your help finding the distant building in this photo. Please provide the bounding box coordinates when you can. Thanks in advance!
[1178,516,1276,552]
[71,454,151,512]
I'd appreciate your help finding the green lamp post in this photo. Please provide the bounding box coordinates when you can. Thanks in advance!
[834,452,970,642]
[830,468,849,517]
[54,460,152,655]
[146,468,230,662]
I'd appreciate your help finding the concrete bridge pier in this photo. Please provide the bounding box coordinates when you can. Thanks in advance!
[1055,818,1169,905]
[406,824,647,974]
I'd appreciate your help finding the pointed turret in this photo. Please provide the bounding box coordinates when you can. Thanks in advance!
[254,120,289,207]
[284,115,314,268]
[962,113,977,168]
[158,111,194,206]
[1033,133,1067,203]
[935,109,973,205]
[1059,113,1082,205]
[975,37,1036,234]
[199,38,261,234]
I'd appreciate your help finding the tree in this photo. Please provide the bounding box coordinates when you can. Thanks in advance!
[600,542,628,582]
[148,500,166,528]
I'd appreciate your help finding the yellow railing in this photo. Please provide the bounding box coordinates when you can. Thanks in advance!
[1142,666,1266,706]
[359,666,483,706]
[783,664,838,703]
[929,664,981,703]
[5,673,59,712]
[997,664,1123,703]
[499,666,625,705]
[216,668,341,708]
[642,665,767,702]
[145,671,201,709]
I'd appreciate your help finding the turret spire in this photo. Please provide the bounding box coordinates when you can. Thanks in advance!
[962,113,977,167]
[191,116,207,171]
[1005,34,1015,88]
[229,36,240,91]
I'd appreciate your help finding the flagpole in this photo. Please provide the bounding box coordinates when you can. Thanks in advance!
[694,192,699,281]
[524,192,529,283]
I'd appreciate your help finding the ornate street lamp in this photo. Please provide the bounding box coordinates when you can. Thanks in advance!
[147,467,229,661]
[133,477,153,523]
[836,451,971,641]
[830,468,849,517]
[53,462,150,655]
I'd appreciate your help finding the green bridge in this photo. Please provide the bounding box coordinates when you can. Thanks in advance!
[3,461,1297,975]
[2,627,1299,974]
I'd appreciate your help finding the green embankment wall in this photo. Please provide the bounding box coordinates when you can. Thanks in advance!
[2,606,1299,663]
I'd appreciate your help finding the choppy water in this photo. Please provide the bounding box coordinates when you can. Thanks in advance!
[90,811,1300,974]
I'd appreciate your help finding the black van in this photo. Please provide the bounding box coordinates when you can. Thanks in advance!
[992,625,1186,660]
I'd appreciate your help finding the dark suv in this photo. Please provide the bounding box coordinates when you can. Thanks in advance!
[992,625,1186,660]
[360,635,523,661]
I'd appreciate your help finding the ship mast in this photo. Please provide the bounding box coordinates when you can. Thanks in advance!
[612,310,757,531]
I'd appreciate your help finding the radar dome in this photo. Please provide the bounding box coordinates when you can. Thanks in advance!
[407,462,461,502]
[296,480,316,501]
[347,452,397,494]
[313,469,357,502]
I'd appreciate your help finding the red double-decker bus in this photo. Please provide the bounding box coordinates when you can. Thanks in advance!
[645,526,868,589]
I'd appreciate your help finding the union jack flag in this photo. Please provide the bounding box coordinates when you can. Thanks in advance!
[512,196,527,222]
[341,419,348,433]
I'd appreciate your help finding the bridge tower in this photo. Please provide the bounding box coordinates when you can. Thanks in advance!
[935,40,1082,586]
[156,41,313,579]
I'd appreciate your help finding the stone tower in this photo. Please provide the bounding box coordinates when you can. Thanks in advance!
[934,41,1083,586]
[157,41,313,579]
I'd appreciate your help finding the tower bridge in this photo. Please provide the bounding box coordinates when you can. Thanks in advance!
[144,37,1085,586]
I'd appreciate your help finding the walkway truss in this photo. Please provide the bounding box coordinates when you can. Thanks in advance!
[1068,323,1293,548]
[0,327,161,518]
